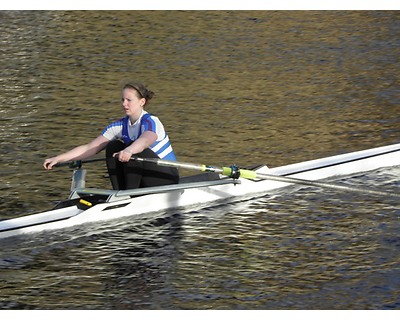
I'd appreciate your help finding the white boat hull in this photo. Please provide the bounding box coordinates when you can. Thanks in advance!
[1,143,399,239]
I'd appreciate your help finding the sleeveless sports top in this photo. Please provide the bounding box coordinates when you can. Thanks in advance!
[102,112,177,161]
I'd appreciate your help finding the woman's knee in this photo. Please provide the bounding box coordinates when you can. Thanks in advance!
[106,140,125,157]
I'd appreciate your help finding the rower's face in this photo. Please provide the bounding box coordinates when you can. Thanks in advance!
[121,88,145,118]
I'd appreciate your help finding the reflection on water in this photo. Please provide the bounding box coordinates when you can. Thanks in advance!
[0,11,399,309]
[0,168,399,309]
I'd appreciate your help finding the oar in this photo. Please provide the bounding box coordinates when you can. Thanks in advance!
[131,156,400,199]
[56,156,399,199]
[54,158,105,168]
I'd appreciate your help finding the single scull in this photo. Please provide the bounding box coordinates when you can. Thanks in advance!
[0,143,399,239]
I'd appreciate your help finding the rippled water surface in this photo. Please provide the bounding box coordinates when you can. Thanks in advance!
[0,11,399,309]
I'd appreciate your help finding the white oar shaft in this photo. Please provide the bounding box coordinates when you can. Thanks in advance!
[133,157,225,174]
[133,156,399,199]
[254,172,397,198]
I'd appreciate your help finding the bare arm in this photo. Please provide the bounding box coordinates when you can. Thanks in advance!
[43,135,110,169]
[115,131,157,162]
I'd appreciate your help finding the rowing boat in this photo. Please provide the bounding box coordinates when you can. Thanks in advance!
[1,143,399,239]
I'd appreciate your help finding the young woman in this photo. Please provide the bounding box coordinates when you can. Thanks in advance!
[43,82,179,190]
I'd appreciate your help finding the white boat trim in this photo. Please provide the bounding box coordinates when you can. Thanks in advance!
[1,143,399,239]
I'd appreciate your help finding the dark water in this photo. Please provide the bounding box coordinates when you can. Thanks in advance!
[0,11,399,309]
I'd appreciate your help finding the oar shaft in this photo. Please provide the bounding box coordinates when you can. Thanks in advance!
[254,172,397,198]
[133,156,399,199]
[133,157,226,174]
[55,158,105,168]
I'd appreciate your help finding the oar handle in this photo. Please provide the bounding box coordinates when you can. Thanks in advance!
[54,160,82,168]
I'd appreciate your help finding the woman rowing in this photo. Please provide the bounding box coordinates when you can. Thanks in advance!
[43,81,179,190]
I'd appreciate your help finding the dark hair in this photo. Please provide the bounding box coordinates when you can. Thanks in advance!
[122,81,154,104]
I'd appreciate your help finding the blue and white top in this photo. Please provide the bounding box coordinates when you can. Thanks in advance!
[102,111,177,160]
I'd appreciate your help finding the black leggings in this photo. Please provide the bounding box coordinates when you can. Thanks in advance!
[105,140,179,190]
